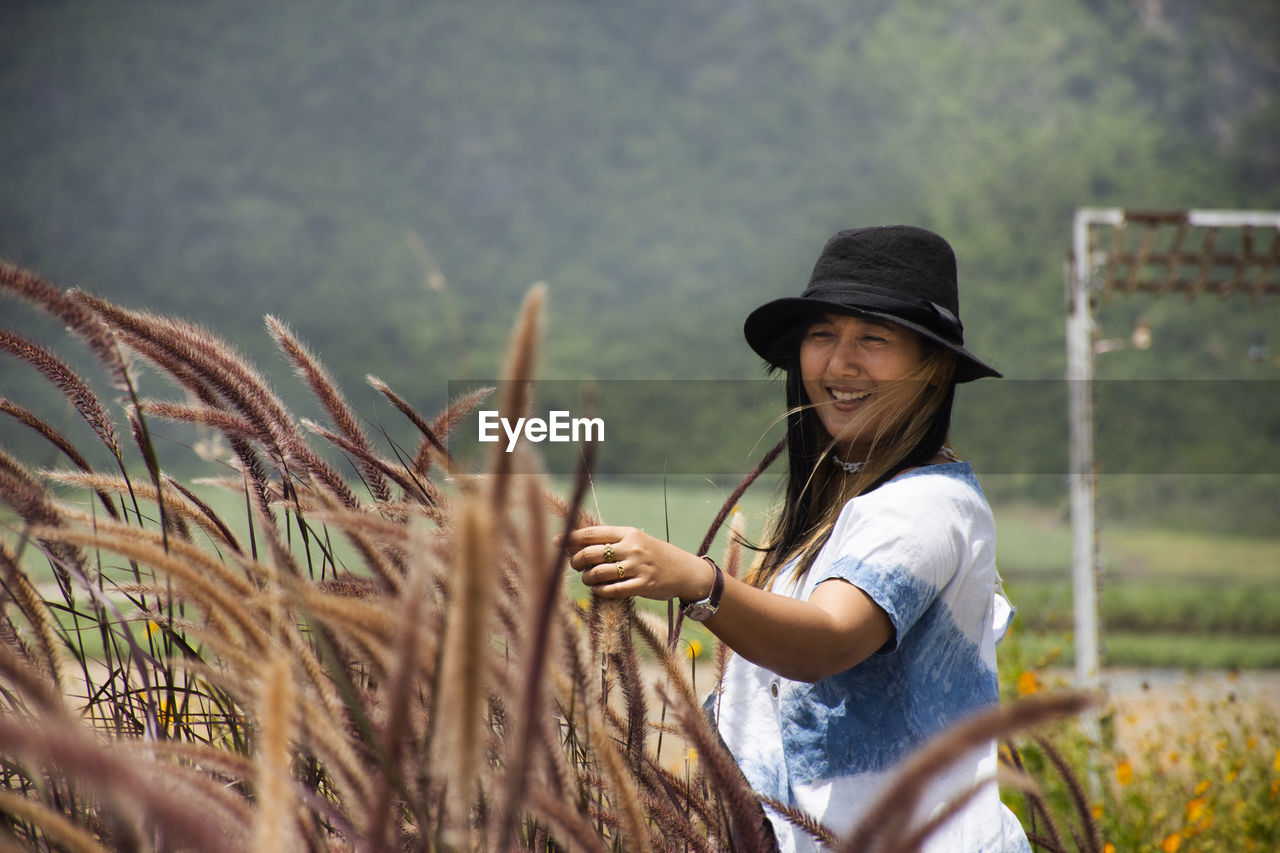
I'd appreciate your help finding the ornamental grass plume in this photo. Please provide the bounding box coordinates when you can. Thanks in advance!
[0,267,1103,852]
[252,652,301,853]
[266,315,394,504]
[436,483,494,837]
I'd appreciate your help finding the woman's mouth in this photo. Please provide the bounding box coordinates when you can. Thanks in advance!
[827,387,872,409]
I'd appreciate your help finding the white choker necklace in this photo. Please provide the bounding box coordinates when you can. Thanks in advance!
[832,456,864,474]
[831,447,959,474]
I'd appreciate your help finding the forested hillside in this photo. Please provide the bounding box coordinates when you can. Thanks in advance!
[2,0,1278,525]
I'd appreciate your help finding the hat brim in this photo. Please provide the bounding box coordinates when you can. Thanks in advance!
[744,296,1002,382]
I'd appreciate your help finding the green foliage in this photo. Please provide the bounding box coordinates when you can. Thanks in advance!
[998,645,1280,851]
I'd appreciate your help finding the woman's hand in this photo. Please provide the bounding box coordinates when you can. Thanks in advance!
[559,526,716,604]
[560,526,893,683]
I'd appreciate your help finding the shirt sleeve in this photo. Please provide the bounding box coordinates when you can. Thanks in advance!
[808,475,974,652]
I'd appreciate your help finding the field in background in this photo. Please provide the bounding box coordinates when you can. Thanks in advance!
[574,478,1280,672]
[10,474,1280,671]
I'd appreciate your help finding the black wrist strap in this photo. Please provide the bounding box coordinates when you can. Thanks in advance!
[682,555,724,609]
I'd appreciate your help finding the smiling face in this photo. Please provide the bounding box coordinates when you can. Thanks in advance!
[798,313,927,457]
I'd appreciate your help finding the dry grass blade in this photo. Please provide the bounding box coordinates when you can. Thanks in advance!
[697,434,786,558]
[76,293,301,464]
[499,438,596,848]
[838,691,1098,853]
[523,786,612,853]
[1000,740,1069,852]
[0,399,114,513]
[0,715,243,852]
[0,544,66,704]
[268,315,393,503]
[671,434,785,646]
[0,449,87,588]
[367,374,451,469]
[489,284,545,495]
[139,400,258,441]
[0,789,109,853]
[30,522,267,653]
[593,723,653,853]
[610,603,648,763]
[366,562,430,852]
[301,417,426,504]
[761,795,838,848]
[628,612,700,726]
[662,682,773,852]
[0,261,125,377]
[883,772,1003,853]
[252,651,301,852]
[163,474,244,555]
[418,384,496,476]
[1030,733,1103,853]
[0,332,122,463]
[437,484,495,833]
[0,628,66,718]
[46,469,241,553]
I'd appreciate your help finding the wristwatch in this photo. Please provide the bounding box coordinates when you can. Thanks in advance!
[680,556,725,622]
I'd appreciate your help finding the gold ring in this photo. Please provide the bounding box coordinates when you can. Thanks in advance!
[616,562,625,580]
[603,543,615,562]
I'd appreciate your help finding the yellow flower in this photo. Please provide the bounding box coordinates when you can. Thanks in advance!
[685,640,703,659]
[1161,833,1182,852]
[146,619,160,638]
[1115,759,1133,786]
[1273,747,1280,772]
[1015,670,1040,696]
[1270,778,1280,799]
[1185,796,1209,824]
[1091,804,1104,820]
[1226,768,1239,783]
[1103,844,1116,853]
[1194,779,1210,797]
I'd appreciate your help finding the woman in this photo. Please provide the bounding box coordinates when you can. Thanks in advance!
[563,225,1027,852]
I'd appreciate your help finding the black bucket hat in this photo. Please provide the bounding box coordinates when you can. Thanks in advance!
[743,225,1002,382]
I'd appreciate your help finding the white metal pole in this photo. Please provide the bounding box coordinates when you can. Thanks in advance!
[1067,208,1118,692]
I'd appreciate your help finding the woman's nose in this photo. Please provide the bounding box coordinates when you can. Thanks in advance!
[828,336,862,374]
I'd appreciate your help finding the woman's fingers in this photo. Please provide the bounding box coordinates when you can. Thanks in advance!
[568,542,621,572]
[564,526,690,601]
[563,525,641,572]
[562,525,631,549]
[582,556,646,592]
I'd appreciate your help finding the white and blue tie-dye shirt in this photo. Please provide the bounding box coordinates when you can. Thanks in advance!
[710,462,1029,852]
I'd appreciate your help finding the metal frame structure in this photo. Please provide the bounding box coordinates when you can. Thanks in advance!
[1066,208,1280,691]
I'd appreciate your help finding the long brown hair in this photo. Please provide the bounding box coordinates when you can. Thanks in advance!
[746,328,958,591]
